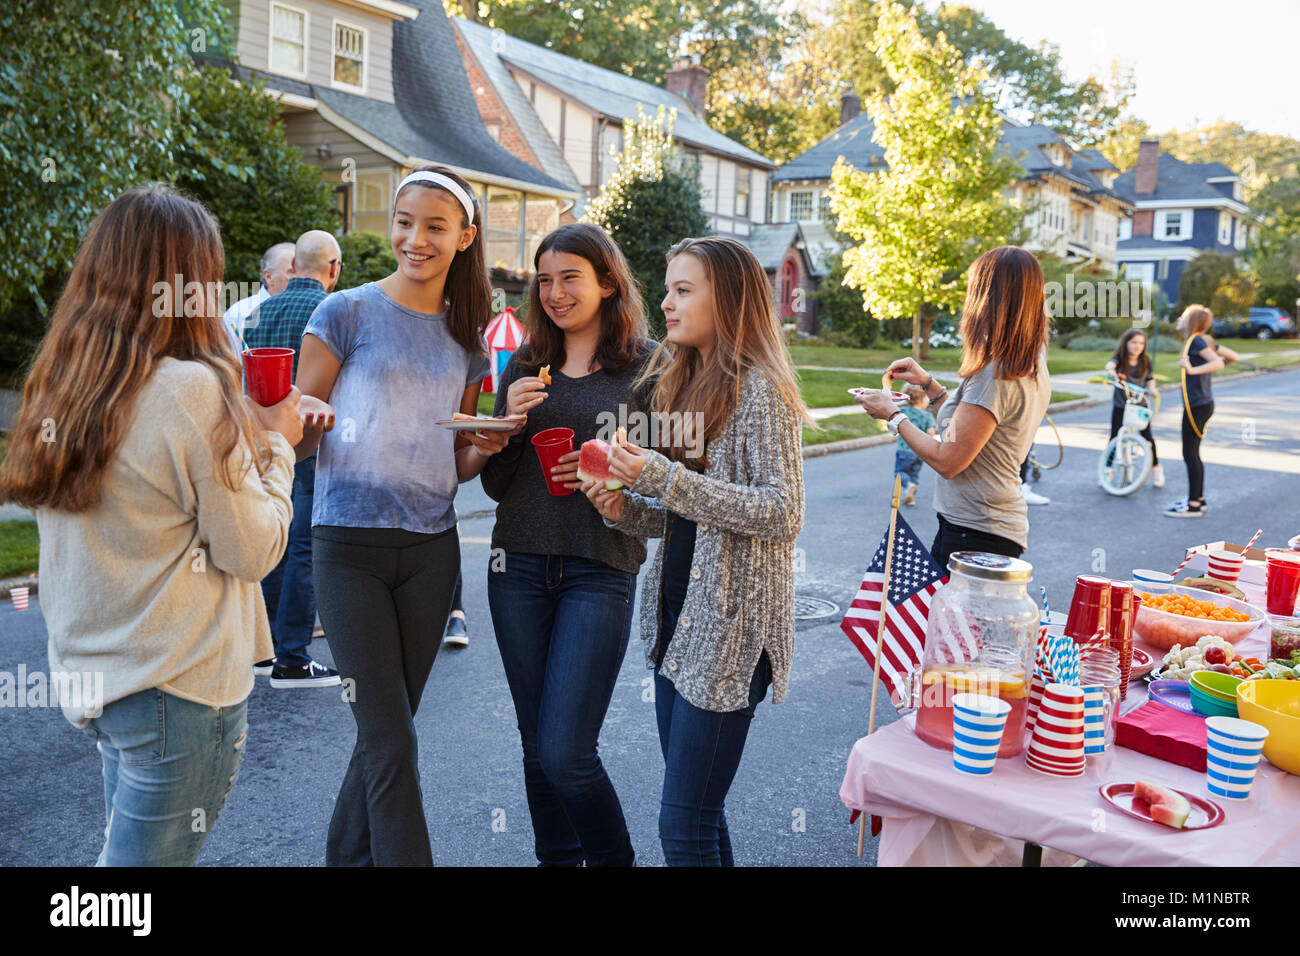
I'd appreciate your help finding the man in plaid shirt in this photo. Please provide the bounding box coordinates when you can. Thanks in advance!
[245,230,343,689]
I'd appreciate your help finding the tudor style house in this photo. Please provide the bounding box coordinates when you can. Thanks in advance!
[1113,139,1255,305]
[217,0,576,277]
[769,95,1134,332]
[451,18,775,236]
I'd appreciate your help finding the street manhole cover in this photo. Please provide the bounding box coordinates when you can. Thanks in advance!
[794,596,840,620]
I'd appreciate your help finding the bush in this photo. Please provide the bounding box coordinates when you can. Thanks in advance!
[1065,334,1120,351]
[335,231,397,290]
[814,258,877,348]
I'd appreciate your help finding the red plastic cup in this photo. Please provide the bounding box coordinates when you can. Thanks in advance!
[1066,575,1112,644]
[1108,582,1135,697]
[243,347,295,406]
[1264,549,1300,617]
[532,427,576,497]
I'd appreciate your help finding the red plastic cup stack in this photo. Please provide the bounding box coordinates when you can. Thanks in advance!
[1065,575,1112,645]
[1025,683,1086,777]
[1108,582,1135,699]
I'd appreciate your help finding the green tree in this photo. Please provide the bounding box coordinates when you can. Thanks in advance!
[821,1,1133,147]
[1250,176,1300,313]
[174,67,337,286]
[0,0,230,313]
[1177,252,1256,319]
[827,2,1022,361]
[583,106,710,339]
[815,256,877,347]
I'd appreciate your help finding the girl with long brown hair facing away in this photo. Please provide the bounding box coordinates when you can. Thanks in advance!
[584,236,809,866]
[1165,304,1237,518]
[0,184,325,865]
[480,223,654,866]
[856,245,1051,570]
[292,165,515,866]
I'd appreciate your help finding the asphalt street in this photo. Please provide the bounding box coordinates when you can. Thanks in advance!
[1,367,1296,866]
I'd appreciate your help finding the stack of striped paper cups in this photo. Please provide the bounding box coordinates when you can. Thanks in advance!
[951,694,1012,775]
[1025,683,1086,777]
[1205,716,1270,800]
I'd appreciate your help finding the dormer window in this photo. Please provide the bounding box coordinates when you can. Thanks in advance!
[270,3,308,79]
[1155,209,1187,240]
[332,21,366,91]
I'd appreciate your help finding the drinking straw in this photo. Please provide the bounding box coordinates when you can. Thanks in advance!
[1245,529,1263,552]
[1170,547,1198,579]
[1040,586,1049,623]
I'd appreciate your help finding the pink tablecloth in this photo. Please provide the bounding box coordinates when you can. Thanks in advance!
[840,603,1300,866]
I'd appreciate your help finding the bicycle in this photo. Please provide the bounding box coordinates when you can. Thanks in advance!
[1098,373,1158,496]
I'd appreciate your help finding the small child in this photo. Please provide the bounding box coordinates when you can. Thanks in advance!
[895,384,937,506]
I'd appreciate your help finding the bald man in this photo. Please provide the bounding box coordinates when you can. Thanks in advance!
[245,230,344,688]
[224,242,295,349]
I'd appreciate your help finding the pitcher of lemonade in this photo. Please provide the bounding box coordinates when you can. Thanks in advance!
[912,553,1039,757]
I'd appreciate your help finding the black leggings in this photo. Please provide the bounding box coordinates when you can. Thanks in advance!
[312,524,461,866]
[931,514,1024,573]
[1108,405,1158,465]
[1181,402,1214,502]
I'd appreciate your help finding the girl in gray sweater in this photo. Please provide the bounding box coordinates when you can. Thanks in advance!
[585,237,811,866]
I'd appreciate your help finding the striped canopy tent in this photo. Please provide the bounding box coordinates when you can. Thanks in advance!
[483,307,527,393]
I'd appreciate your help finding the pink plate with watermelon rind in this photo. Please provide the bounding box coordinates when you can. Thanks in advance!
[1099,783,1224,831]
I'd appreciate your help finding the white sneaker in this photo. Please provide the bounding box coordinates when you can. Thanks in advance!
[1020,482,1050,505]
[1151,464,1165,489]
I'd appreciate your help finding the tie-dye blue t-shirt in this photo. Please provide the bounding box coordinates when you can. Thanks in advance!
[303,282,490,534]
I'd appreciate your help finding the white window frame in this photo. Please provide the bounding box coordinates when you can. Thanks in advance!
[1118,217,1132,241]
[268,1,309,81]
[1155,209,1188,241]
[735,169,750,218]
[331,19,368,94]
[1234,219,1247,250]
[789,190,813,222]
[1217,211,1231,246]
[1127,262,1155,287]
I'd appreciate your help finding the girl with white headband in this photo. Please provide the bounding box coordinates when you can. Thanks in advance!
[293,164,516,865]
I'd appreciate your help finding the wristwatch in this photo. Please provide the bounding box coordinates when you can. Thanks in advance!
[887,412,907,436]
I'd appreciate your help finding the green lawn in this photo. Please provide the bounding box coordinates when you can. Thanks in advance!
[790,339,1300,382]
[0,520,38,578]
[803,413,889,446]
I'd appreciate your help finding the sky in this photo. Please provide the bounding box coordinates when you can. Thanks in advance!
[924,0,1300,139]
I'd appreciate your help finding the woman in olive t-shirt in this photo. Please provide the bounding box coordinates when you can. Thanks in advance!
[856,246,1051,570]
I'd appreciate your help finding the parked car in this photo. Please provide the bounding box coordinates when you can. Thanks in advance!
[1212,306,1295,340]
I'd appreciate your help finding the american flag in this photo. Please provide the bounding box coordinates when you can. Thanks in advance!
[840,514,947,705]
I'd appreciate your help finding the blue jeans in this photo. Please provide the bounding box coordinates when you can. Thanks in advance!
[260,456,315,667]
[487,552,637,867]
[80,689,248,866]
[894,446,922,488]
[654,652,771,866]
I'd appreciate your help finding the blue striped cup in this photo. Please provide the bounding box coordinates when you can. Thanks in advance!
[1082,685,1107,755]
[951,694,1011,775]
[1205,716,1269,800]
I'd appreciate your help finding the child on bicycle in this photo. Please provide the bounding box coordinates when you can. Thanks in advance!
[1104,328,1162,489]
[894,384,938,506]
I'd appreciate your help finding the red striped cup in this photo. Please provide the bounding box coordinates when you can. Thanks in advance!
[1207,549,1245,584]
[10,587,29,611]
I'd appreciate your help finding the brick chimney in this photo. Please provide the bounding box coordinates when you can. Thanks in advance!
[666,55,708,114]
[1135,138,1160,196]
[840,90,861,125]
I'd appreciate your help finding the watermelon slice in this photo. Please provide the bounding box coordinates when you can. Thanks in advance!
[576,439,624,490]
[1133,779,1192,829]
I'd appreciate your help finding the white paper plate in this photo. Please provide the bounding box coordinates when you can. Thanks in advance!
[436,418,520,432]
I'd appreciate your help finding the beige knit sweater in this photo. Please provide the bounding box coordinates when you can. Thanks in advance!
[609,368,805,712]
[37,358,293,727]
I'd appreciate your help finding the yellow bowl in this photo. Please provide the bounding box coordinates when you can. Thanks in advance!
[1236,681,1300,775]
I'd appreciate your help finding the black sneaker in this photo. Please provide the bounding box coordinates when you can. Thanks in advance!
[1163,500,1206,518]
[270,660,342,688]
[253,658,276,677]
[443,613,468,648]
